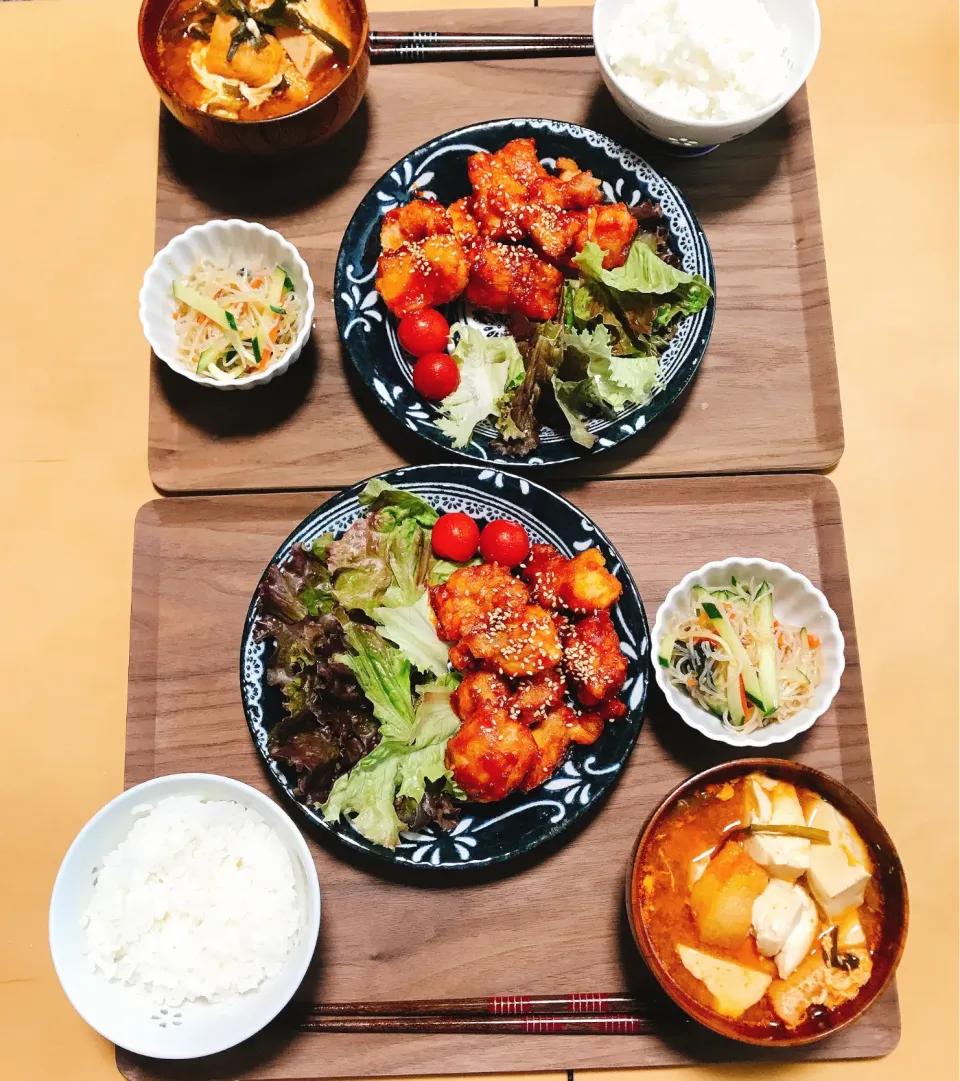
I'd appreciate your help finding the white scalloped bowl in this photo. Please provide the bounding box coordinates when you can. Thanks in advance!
[651,558,844,747]
[594,0,821,149]
[139,220,315,390]
[49,774,321,1058]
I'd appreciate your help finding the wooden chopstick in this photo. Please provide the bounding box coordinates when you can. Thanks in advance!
[368,31,595,63]
[296,1014,657,1035]
[305,993,643,1017]
[285,994,691,1035]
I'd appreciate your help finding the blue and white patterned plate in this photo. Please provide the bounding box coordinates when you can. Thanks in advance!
[239,463,649,871]
[334,118,715,468]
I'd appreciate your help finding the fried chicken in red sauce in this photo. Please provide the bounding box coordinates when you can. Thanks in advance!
[520,704,606,791]
[521,543,568,608]
[522,544,622,613]
[508,670,566,726]
[465,238,564,322]
[446,712,538,802]
[460,603,563,678]
[432,534,628,800]
[432,562,529,642]
[561,610,628,707]
[556,548,623,612]
[375,200,470,317]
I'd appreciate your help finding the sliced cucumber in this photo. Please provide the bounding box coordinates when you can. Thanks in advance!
[658,630,677,668]
[692,585,764,709]
[754,583,780,716]
[196,346,220,375]
[267,265,288,307]
[173,279,231,330]
[173,280,253,365]
[724,664,746,726]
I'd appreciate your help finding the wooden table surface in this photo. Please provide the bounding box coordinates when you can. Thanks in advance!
[0,1,955,1080]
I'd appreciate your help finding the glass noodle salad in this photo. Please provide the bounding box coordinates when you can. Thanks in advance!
[658,578,823,732]
[172,259,301,381]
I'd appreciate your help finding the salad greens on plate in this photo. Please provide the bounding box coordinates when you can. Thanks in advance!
[254,481,469,849]
[437,235,713,453]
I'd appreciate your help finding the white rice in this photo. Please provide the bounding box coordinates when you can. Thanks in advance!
[606,0,792,123]
[81,795,301,1006]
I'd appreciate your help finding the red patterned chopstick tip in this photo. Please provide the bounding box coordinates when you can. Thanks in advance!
[567,993,613,1013]
[489,995,533,1015]
[519,1015,645,1034]
[521,1017,566,1034]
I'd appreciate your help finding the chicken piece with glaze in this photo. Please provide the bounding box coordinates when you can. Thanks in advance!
[521,704,606,791]
[460,603,563,678]
[431,562,530,643]
[571,203,640,270]
[561,610,628,707]
[508,670,566,726]
[556,548,623,613]
[445,671,537,802]
[521,545,622,613]
[375,199,470,318]
[465,238,564,322]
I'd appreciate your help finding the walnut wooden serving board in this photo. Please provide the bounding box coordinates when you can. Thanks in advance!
[148,7,841,494]
[118,474,897,1080]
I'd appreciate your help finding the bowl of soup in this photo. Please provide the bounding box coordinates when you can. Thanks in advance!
[138,0,369,155]
[626,759,907,1046]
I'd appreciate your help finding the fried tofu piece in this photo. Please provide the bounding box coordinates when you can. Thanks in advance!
[431,563,530,642]
[509,670,566,726]
[445,711,538,802]
[462,604,562,678]
[466,238,563,322]
[521,543,568,609]
[690,841,770,950]
[206,15,286,86]
[767,950,873,1029]
[375,200,470,318]
[561,610,628,706]
[557,548,623,613]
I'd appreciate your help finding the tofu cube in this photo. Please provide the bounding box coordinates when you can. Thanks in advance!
[804,798,872,918]
[677,945,772,1018]
[742,775,811,881]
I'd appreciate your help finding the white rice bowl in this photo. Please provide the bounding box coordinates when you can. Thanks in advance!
[49,774,321,1059]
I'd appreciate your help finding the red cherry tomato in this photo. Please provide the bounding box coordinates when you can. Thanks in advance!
[398,309,450,357]
[479,519,530,567]
[432,513,480,562]
[412,352,460,400]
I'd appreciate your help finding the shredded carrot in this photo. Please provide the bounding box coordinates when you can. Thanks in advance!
[739,675,749,716]
[250,277,263,288]
[807,634,821,649]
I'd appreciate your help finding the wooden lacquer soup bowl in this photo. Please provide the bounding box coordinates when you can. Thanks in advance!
[626,758,908,1047]
[138,0,369,155]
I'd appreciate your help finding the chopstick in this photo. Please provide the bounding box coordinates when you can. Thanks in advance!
[369,31,595,63]
[287,994,686,1035]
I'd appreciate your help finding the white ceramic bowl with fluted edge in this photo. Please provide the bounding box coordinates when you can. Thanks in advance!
[139,219,315,390]
[49,773,321,1059]
[651,558,844,747]
[594,0,821,150]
